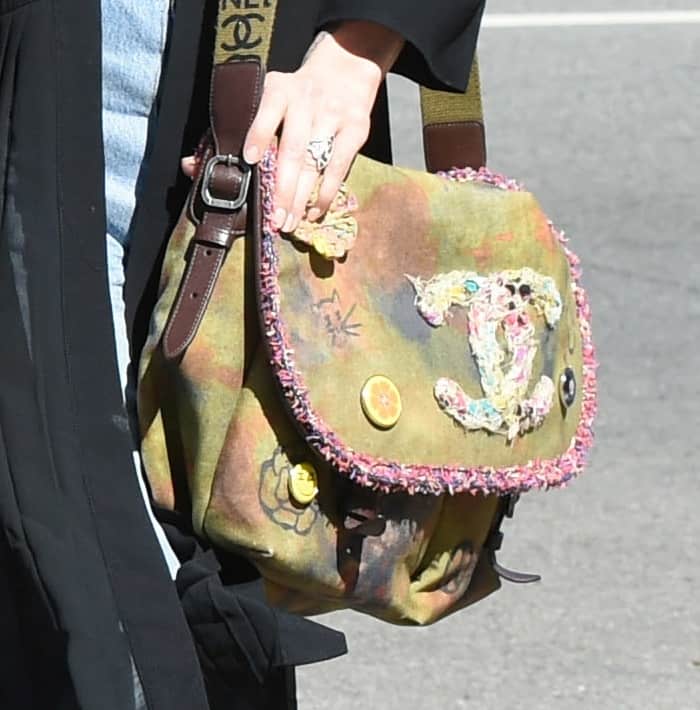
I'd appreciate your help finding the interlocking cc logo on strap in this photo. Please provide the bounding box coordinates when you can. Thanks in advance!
[221,13,265,52]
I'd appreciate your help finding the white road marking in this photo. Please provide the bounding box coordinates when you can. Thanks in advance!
[482,11,700,28]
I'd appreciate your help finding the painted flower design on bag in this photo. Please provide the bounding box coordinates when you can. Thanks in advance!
[313,290,362,347]
[258,447,319,535]
[407,267,562,441]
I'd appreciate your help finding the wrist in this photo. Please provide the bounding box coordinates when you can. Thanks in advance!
[325,20,405,76]
[298,21,405,116]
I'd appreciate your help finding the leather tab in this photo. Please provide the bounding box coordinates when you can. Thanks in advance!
[338,484,387,537]
[483,496,541,585]
[489,553,542,584]
[423,121,487,172]
[343,508,387,538]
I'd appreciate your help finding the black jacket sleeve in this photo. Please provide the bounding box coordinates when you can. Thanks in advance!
[316,0,486,91]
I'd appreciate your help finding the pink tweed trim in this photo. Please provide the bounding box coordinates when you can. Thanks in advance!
[257,154,598,496]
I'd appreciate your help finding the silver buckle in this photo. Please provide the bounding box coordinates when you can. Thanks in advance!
[201,154,251,210]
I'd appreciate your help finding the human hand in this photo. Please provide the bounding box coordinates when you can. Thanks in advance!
[182,22,403,232]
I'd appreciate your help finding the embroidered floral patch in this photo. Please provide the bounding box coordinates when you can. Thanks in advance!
[291,183,359,260]
[407,268,562,441]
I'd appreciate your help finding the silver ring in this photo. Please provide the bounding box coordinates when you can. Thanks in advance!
[306,136,334,172]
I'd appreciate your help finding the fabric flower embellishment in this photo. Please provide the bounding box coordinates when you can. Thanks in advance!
[291,182,359,260]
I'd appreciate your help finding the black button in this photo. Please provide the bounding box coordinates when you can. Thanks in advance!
[560,367,577,408]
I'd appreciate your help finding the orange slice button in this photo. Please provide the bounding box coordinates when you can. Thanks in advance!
[360,375,402,430]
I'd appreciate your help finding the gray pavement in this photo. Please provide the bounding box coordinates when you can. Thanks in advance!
[297,5,700,709]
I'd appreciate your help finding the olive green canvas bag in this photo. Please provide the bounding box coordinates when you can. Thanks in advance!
[138,2,597,625]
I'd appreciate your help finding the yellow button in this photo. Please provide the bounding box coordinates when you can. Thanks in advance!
[360,375,402,429]
[288,462,319,506]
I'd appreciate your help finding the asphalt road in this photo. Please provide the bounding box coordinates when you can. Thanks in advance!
[297,4,700,709]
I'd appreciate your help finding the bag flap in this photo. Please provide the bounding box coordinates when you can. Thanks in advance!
[256,151,597,495]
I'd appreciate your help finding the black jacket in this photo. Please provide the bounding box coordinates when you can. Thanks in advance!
[0,1,484,709]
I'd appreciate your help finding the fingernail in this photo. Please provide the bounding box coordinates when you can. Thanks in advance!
[244,145,259,164]
[282,213,295,233]
[307,207,321,222]
[181,157,195,177]
[273,208,286,229]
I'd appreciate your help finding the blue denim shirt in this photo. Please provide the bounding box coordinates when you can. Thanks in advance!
[102,0,179,578]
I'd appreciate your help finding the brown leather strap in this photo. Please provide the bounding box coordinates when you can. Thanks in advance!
[162,60,264,360]
[423,121,486,173]
[210,61,264,158]
[162,244,226,360]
